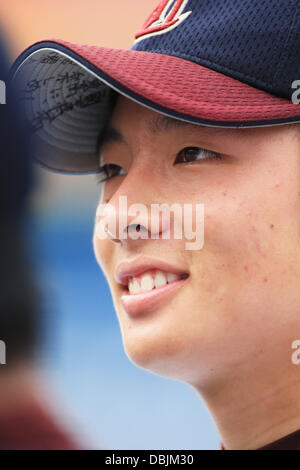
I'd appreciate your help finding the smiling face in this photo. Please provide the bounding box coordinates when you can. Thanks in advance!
[93,95,300,387]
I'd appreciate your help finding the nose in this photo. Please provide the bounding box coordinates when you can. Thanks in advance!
[95,176,172,245]
[97,196,163,245]
[104,222,149,245]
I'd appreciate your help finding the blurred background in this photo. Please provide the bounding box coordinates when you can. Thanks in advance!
[0,0,219,449]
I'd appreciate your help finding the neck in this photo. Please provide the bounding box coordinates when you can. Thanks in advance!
[192,345,300,449]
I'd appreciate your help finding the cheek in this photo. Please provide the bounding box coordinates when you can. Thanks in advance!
[202,194,299,334]
[201,195,279,289]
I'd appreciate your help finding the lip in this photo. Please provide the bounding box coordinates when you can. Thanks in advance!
[115,255,189,287]
[120,277,188,317]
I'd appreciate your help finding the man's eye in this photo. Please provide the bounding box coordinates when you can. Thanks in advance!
[175,147,222,164]
[95,163,126,184]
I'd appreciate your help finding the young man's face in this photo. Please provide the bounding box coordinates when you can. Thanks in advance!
[93,95,300,386]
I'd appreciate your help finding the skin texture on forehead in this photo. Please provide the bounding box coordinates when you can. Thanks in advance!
[93,95,300,450]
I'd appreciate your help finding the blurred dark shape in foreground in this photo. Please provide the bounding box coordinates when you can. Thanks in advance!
[0,32,82,450]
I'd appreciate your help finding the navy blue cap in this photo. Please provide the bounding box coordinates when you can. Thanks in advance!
[132,0,300,100]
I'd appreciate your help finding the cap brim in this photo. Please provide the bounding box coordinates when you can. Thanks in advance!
[11,39,300,174]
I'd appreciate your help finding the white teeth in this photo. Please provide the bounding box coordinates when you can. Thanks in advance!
[140,274,154,292]
[127,270,183,294]
[128,278,140,295]
[167,273,180,283]
[154,270,167,288]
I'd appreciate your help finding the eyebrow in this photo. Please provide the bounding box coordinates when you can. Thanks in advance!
[97,114,229,160]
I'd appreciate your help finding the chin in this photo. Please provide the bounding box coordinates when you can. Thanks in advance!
[124,342,184,379]
[119,323,202,382]
[112,288,219,382]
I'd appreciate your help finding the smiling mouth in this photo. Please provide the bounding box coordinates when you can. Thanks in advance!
[122,269,189,295]
[119,269,190,317]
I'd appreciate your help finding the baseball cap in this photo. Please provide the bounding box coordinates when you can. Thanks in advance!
[10,0,300,174]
